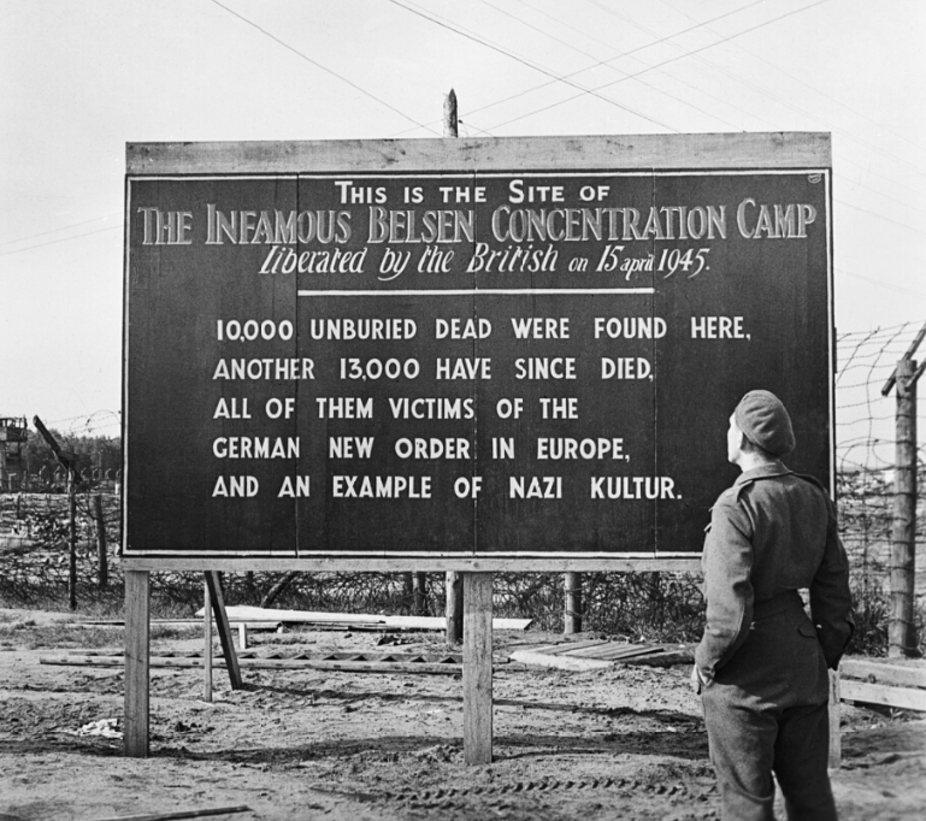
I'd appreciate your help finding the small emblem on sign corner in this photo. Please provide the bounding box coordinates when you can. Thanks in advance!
[808,173,822,184]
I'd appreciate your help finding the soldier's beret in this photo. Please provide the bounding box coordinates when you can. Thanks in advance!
[735,390,795,456]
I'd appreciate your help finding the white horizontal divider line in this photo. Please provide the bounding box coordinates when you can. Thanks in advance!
[297,288,655,297]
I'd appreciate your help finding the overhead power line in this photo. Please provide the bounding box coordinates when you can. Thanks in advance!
[483,0,831,131]
[637,0,926,184]
[0,213,121,248]
[836,268,926,301]
[656,0,926,170]
[505,0,926,213]
[476,0,745,132]
[388,0,678,132]
[207,0,439,136]
[416,0,769,132]
[0,225,120,258]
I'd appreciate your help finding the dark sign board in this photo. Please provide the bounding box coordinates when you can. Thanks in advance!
[123,135,833,562]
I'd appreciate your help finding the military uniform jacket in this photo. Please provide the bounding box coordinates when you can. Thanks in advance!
[694,463,853,682]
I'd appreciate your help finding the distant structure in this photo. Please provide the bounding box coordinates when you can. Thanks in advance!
[0,416,29,491]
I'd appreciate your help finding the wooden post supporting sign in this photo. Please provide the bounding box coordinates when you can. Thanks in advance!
[124,569,150,757]
[463,572,493,765]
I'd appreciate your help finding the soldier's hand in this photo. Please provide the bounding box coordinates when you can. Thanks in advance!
[690,663,711,694]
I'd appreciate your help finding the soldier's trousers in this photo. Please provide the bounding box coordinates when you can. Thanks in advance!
[701,599,839,821]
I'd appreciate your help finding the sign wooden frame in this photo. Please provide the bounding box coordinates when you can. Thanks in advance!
[122,132,834,761]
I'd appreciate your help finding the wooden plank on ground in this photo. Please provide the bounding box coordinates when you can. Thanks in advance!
[596,645,672,661]
[509,648,613,671]
[521,639,608,656]
[43,656,465,675]
[841,659,926,690]
[508,641,683,670]
[92,804,251,821]
[64,649,489,664]
[841,678,926,712]
[200,604,532,632]
[624,648,694,667]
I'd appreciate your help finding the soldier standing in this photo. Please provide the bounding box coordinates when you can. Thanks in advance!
[693,390,853,820]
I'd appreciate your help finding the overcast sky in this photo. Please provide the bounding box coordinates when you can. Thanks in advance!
[2,0,924,435]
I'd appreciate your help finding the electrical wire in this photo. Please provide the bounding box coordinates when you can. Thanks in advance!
[482,0,831,131]
[388,0,678,132]
[0,225,120,258]
[417,0,770,131]
[657,0,926,167]
[476,0,745,133]
[836,198,926,240]
[207,0,439,136]
[836,268,926,301]
[0,214,121,248]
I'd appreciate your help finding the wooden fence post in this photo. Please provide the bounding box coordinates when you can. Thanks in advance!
[889,357,918,657]
[94,493,108,589]
[413,572,427,615]
[67,468,77,610]
[446,571,464,644]
[564,572,582,634]
[31,415,81,608]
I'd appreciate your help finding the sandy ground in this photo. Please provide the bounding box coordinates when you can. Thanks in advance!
[1,608,924,821]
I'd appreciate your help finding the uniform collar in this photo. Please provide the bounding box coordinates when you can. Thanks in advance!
[734,461,792,486]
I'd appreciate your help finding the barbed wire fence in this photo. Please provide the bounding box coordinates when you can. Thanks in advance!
[835,321,926,654]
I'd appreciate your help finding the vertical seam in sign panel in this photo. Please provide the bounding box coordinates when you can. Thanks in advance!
[651,168,659,554]
[471,168,479,556]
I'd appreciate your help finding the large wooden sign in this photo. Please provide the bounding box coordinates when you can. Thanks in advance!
[123,134,833,565]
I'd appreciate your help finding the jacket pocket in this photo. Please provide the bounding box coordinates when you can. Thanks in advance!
[798,622,818,638]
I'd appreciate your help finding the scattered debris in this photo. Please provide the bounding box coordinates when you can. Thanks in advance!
[70,718,122,739]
